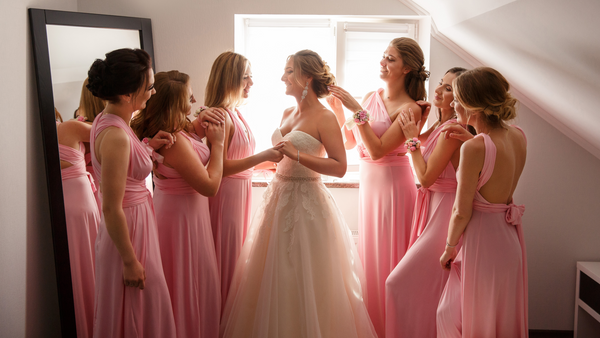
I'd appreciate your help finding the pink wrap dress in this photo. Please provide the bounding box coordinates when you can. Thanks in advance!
[59,140,99,338]
[209,109,255,308]
[350,88,417,338]
[91,113,176,338]
[153,131,221,338]
[436,127,528,338]
[385,119,458,338]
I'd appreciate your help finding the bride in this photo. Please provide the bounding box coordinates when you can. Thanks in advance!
[220,50,377,338]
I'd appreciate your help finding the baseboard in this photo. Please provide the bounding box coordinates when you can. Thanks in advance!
[529,329,574,338]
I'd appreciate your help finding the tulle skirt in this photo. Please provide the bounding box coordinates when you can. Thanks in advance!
[220,175,377,338]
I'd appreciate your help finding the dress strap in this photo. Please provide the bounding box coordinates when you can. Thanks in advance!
[475,133,496,190]
[422,119,458,158]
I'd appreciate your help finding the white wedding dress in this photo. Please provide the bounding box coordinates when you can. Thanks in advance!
[220,128,377,338]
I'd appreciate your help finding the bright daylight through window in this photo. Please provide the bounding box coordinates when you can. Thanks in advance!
[234,15,428,181]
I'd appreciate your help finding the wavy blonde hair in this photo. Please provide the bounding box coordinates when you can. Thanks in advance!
[78,78,106,122]
[204,51,248,109]
[131,70,191,139]
[453,67,518,128]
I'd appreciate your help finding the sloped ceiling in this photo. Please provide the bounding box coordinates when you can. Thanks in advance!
[401,0,600,159]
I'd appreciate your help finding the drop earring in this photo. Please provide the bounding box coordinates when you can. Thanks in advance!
[301,81,309,102]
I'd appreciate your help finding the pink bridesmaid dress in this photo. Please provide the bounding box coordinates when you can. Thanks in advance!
[85,152,102,211]
[209,109,255,308]
[153,131,221,338]
[90,113,176,338]
[59,140,99,338]
[350,88,417,338]
[385,119,458,338]
[436,128,528,338]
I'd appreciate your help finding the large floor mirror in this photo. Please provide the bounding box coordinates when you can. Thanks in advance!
[29,9,154,337]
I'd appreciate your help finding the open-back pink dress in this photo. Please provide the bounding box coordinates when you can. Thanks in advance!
[59,138,99,338]
[350,88,417,338]
[209,109,255,308]
[385,119,458,338]
[91,112,176,338]
[153,131,220,338]
[85,152,101,211]
[436,127,528,338]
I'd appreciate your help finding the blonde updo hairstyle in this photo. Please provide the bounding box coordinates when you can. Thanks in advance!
[131,70,191,140]
[204,51,249,109]
[390,37,429,101]
[453,67,518,128]
[290,50,336,98]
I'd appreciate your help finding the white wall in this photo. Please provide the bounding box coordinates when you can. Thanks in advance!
[0,1,77,337]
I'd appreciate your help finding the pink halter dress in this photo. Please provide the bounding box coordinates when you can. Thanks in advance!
[437,127,528,338]
[59,138,99,338]
[209,109,256,309]
[90,113,176,338]
[385,119,459,338]
[153,131,221,338]
[349,88,417,338]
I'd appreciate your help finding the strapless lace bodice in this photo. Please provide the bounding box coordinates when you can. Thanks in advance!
[271,128,325,178]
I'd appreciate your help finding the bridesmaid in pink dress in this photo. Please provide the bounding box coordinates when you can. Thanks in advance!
[437,67,528,337]
[75,78,106,211]
[202,52,283,307]
[328,37,429,338]
[131,70,225,338]
[87,48,176,338]
[385,68,467,338]
[57,118,100,338]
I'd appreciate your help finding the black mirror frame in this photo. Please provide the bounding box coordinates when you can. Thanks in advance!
[28,8,154,337]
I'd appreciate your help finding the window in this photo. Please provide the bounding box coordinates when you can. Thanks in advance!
[235,15,430,180]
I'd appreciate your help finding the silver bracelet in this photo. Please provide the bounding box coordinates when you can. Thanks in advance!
[297,150,300,163]
[446,241,458,248]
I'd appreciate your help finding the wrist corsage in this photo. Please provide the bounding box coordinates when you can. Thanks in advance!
[76,115,88,122]
[344,109,370,130]
[405,137,421,152]
[193,106,208,118]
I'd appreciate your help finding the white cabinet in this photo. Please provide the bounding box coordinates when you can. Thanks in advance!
[574,262,600,337]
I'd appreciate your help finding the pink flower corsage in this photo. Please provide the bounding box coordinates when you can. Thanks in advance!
[344,109,371,129]
[76,115,88,122]
[193,106,208,118]
[405,137,421,152]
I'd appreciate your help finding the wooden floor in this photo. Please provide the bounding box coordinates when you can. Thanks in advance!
[529,330,573,338]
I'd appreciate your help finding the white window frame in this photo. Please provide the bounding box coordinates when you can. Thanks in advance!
[234,14,431,182]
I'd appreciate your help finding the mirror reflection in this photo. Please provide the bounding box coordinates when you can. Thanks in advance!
[49,25,144,338]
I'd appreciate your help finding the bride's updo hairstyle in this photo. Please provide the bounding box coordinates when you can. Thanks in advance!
[131,71,191,140]
[453,67,518,128]
[86,48,152,104]
[291,50,336,98]
[390,37,429,101]
[205,51,248,109]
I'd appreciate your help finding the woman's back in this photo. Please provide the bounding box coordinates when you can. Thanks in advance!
[478,125,527,204]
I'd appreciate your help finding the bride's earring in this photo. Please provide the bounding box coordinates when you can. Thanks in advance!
[301,81,309,102]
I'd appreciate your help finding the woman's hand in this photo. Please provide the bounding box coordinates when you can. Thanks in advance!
[440,246,457,271]
[274,140,299,160]
[260,147,284,163]
[326,95,346,126]
[327,85,362,113]
[441,123,474,142]
[197,107,227,127]
[397,108,421,140]
[149,130,176,150]
[123,259,146,290]
[415,100,432,131]
[205,121,225,146]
